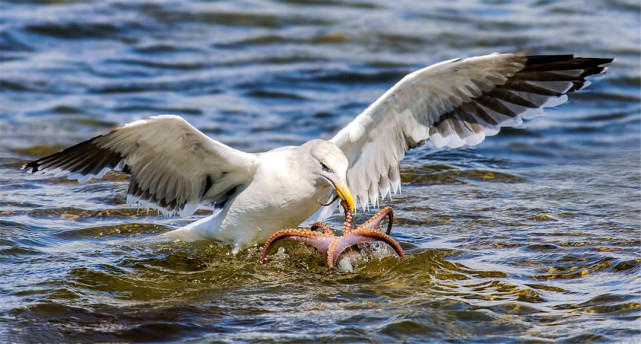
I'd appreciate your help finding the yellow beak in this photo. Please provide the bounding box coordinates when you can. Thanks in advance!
[333,182,355,213]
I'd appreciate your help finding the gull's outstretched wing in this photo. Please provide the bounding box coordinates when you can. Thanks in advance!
[23,115,257,216]
[330,53,613,209]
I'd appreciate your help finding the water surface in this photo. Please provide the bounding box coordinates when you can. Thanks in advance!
[1,0,640,342]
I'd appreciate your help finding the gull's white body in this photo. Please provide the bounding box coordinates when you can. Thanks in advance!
[23,52,612,253]
[166,145,337,252]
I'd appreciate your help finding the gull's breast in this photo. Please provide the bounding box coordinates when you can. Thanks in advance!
[218,149,332,248]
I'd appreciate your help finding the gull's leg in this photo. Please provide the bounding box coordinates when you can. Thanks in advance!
[357,206,394,234]
[327,228,405,268]
[259,229,335,264]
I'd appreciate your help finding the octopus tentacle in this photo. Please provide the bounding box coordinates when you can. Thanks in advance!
[320,194,339,206]
[260,200,404,268]
[341,200,355,233]
[310,222,333,235]
[328,228,405,268]
[259,228,334,264]
[357,206,394,234]
[326,238,340,268]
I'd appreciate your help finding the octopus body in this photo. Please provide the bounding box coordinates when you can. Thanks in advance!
[259,201,404,268]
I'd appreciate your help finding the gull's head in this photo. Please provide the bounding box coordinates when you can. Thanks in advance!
[302,140,354,212]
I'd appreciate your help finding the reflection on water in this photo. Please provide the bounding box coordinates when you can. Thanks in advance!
[1,0,640,342]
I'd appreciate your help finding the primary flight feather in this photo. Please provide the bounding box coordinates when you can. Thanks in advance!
[23,52,613,253]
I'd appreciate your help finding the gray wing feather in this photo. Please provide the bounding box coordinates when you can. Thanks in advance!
[23,115,257,216]
[330,53,613,209]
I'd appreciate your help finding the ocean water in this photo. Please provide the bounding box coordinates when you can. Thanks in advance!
[0,0,639,342]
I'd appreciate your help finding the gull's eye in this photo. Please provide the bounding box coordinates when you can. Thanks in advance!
[320,162,331,172]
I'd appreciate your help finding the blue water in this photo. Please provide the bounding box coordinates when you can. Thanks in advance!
[1,0,640,342]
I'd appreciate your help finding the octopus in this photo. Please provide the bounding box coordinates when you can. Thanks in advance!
[259,200,404,268]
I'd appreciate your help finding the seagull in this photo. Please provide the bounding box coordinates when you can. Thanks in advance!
[23,53,613,254]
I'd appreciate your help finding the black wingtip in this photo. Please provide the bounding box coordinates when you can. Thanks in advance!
[22,160,40,173]
[525,54,615,69]
[19,133,124,179]
[521,54,614,93]
[587,57,615,66]
[526,54,614,64]
[525,54,575,65]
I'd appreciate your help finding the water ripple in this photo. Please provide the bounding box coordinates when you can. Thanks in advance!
[1,0,640,343]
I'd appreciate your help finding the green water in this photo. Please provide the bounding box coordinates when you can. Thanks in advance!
[1,0,639,342]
